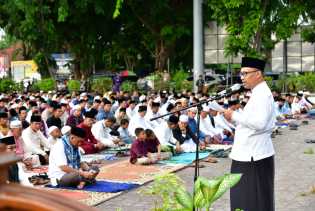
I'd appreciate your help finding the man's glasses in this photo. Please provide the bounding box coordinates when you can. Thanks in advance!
[239,70,258,77]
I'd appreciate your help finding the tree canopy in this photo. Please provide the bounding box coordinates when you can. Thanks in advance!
[0,0,315,79]
[207,0,307,59]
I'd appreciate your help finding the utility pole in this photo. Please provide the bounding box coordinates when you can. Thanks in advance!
[193,0,204,93]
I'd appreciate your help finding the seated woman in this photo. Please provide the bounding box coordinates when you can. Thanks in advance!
[129,128,171,165]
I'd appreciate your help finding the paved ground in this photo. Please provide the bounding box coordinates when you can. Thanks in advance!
[97,119,315,211]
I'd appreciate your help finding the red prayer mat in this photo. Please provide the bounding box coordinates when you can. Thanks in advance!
[97,160,186,184]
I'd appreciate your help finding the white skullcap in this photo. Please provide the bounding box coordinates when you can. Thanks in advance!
[80,92,87,97]
[188,107,197,112]
[153,98,160,103]
[10,104,19,109]
[73,104,81,111]
[139,95,146,102]
[179,115,189,123]
[202,105,208,112]
[60,99,68,104]
[10,120,22,128]
[61,125,71,135]
[94,96,101,101]
[29,96,35,100]
[48,126,58,134]
[208,102,216,110]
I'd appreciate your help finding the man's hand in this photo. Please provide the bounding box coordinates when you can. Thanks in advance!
[95,142,105,150]
[44,154,49,162]
[80,170,94,179]
[223,109,234,122]
[156,153,161,160]
[175,142,182,153]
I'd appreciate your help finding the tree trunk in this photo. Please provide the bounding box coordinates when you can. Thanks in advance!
[253,0,269,54]
[155,39,170,71]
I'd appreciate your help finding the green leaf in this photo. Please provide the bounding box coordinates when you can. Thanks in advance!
[174,188,193,210]
[211,173,242,202]
[113,0,124,19]
[196,177,222,207]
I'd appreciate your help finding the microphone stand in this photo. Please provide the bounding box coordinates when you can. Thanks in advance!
[150,94,224,211]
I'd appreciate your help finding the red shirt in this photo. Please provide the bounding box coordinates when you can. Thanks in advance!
[129,138,160,164]
[130,139,147,164]
[77,122,99,154]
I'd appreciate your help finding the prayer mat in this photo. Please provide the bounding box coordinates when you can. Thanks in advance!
[275,122,289,127]
[41,187,121,206]
[46,180,139,193]
[81,154,117,162]
[23,165,48,174]
[99,145,131,154]
[159,152,210,165]
[97,160,186,184]
[206,144,232,151]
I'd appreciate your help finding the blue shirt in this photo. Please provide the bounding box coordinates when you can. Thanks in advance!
[96,109,114,121]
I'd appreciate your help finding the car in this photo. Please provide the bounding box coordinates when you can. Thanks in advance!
[187,73,225,86]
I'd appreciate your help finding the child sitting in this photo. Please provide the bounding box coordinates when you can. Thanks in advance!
[145,129,172,161]
[118,119,133,144]
[130,128,171,165]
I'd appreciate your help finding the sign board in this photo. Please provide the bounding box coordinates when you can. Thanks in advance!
[11,60,40,82]
[0,55,9,78]
[51,53,73,78]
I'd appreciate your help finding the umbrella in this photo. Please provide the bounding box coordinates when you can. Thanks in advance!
[120,70,136,77]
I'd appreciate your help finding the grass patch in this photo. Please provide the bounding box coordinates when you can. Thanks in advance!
[300,186,315,197]
[304,148,314,155]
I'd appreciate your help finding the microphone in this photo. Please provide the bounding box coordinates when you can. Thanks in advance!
[217,83,243,97]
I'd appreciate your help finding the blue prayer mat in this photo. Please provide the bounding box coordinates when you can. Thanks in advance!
[47,180,139,193]
[159,152,210,165]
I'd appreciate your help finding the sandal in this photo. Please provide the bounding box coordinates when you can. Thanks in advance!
[305,139,315,143]
[202,157,218,163]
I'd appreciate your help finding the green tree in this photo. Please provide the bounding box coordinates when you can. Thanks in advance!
[207,0,306,59]
[301,1,315,43]
[116,0,193,71]
[0,0,120,79]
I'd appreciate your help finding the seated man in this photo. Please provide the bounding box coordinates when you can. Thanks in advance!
[0,112,10,138]
[187,108,211,144]
[128,105,153,137]
[48,126,62,146]
[118,118,133,144]
[48,127,99,189]
[46,103,63,129]
[199,108,223,144]
[130,128,171,165]
[91,117,124,148]
[22,115,51,165]
[153,115,178,148]
[77,111,105,154]
[66,105,83,128]
[172,115,199,153]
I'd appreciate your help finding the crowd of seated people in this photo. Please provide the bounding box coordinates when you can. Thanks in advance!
[0,88,313,187]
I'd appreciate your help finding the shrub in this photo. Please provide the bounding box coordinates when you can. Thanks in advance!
[149,73,171,91]
[140,173,241,211]
[273,73,315,93]
[0,78,19,93]
[90,77,113,94]
[121,80,137,92]
[67,80,80,92]
[31,78,55,92]
[171,69,190,91]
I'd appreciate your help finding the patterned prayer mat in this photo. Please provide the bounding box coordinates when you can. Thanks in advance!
[97,160,186,184]
[39,187,121,206]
